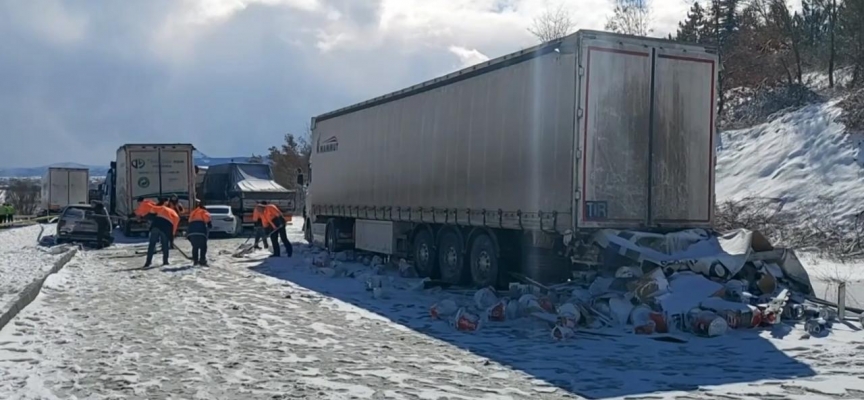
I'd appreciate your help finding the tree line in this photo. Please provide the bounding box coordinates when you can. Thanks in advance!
[530,0,864,108]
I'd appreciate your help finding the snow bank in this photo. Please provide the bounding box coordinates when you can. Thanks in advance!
[0,225,60,314]
[716,100,864,221]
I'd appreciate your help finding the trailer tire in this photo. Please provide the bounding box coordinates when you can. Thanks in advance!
[469,234,499,288]
[437,230,465,285]
[325,219,339,253]
[412,229,436,278]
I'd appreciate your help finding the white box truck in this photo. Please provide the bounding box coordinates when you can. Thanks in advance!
[305,30,718,287]
[106,144,196,236]
[40,167,90,214]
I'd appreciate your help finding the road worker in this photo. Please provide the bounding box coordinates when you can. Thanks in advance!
[143,200,179,268]
[0,203,8,224]
[186,200,212,266]
[133,197,155,219]
[6,203,15,225]
[167,194,185,215]
[261,201,292,257]
[252,201,269,250]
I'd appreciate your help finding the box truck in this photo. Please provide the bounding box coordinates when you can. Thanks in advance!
[40,167,90,214]
[104,144,196,236]
[305,30,718,287]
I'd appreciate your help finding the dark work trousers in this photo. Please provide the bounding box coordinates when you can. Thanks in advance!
[254,225,269,248]
[188,235,208,265]
[269,217,292,257]
[144,228,170,266]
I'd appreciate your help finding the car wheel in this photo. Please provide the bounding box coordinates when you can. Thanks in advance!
[437,230,466,285]
[470,234,499,288]
[412,229,437,278]
[233,219,242,237]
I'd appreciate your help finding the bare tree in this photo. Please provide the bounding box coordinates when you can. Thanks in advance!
[605,0,653,36]
[528,4,576,42]
[267,132,311,190]
[6,179,39,215]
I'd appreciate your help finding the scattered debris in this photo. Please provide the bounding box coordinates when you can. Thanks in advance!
[421,228,840,341]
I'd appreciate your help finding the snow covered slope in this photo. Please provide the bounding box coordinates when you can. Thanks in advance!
[716,100,864,221]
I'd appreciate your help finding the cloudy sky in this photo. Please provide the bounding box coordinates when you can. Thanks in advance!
[0,0,691,168]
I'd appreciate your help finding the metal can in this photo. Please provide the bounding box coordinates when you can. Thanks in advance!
[688,309,729,337]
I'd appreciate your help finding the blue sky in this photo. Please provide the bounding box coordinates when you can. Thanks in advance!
[0,0,688,168]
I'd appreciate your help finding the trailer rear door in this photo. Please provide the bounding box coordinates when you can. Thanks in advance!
[575,33,716,230]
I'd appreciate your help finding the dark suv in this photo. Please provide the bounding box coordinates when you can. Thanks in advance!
[56,204,114,248]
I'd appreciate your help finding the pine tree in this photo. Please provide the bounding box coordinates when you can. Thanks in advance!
[676,2,707,42]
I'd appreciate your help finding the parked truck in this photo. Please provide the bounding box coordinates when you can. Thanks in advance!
[305,30,718,287]
[40,167,90,215]
[103,144,196,236]
[199,162,301,229]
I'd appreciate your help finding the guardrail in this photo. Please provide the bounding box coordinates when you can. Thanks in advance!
[0,215,55,229]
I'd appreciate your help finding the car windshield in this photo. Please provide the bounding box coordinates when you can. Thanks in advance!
[206,207,230,215]
[63,207,88,219]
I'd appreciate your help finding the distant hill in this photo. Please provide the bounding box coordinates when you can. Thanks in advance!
[0,151,258,178]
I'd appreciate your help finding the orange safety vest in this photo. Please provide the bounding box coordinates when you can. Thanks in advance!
[134,200,156,218]
[252,205,263,223]
[261,204,283,229]
[187,207,211,237]
[188,208,211,224]
[154,206,180,235]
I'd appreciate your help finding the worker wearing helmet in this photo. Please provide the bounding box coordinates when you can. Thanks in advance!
[143,199,179,268]
[186,200,212,266]
[261,201,292,257]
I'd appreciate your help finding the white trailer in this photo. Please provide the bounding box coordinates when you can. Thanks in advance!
[112,144,196,236]
[40,167,90,214]
[306,30,718,287]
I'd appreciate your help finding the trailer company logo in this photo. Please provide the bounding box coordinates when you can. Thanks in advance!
[131,159,146,169]
[317,136,339,153]
[138,177,150,188]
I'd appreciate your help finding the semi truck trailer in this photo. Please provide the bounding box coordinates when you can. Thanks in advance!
[40,167,91,214]
[305,30,718,287]
[104,144,196,236]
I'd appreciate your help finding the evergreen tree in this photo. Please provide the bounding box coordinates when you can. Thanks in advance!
[676,2,707,42]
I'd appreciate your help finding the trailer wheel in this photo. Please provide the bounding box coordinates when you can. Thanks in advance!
[325,219,339,253]
[412,229,436,278]
[469,234,499,288]
[437,230,465,285]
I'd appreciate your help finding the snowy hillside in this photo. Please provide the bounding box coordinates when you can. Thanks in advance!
[716,99,864,221]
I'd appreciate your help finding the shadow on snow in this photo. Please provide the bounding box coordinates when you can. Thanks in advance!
[246,247,814,399]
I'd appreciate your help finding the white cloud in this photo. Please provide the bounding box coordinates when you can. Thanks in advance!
[0,0,696,167]
[449,46,491,68]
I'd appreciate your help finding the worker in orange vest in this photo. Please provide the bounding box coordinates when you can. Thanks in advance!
[133,197,155,219]
[143,199,180,268]
[186,200,212,266]
[261,201,292,257]
[167,194,185,215]
[252,202,269,250]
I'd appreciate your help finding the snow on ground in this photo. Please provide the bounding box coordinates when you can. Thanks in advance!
[0,224,61,314]
[1,226,863,399]
[716,100,864,221]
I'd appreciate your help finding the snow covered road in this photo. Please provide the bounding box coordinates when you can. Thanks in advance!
[0,227,863,399]
[0,224,62,316]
